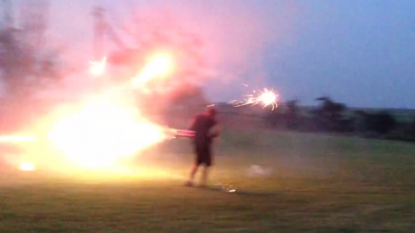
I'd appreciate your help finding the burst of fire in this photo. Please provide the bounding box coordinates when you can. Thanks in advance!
[20,162,35,171]
[0,52,179,173]
[132,53,173,88]
[47,100,167,169]
[232,88,279,110]
[89,56,107,76]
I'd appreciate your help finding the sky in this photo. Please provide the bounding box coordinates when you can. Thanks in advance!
[8,0,415,108]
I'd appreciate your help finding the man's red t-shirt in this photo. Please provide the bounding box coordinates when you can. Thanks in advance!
[189,113,217,145]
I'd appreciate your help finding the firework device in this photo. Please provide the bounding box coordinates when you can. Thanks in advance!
[172,129,195,138]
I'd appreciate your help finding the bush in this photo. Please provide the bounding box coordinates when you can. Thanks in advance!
[365,111,396,134]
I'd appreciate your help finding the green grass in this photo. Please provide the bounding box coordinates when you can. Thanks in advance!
[1,131,415,232]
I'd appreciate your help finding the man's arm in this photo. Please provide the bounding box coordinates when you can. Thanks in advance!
[209,124,221,138]
[188,117,197,131]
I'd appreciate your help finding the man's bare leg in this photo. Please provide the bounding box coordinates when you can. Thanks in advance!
[200,166,209,187]
[186,165,198,186]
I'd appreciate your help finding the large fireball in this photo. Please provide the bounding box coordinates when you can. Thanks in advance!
[20,162,35,171]
[48,102,166,169]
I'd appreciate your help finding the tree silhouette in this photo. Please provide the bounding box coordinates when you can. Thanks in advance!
[263,103,284,128]
[365,111,396,134]
[314,96,348,132]
[411,117,415,135]
[285,100,300,130]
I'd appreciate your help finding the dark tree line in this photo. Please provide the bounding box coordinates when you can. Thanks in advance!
[263,96,415,142]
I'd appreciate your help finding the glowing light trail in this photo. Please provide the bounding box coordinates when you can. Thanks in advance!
[132,54,173,88]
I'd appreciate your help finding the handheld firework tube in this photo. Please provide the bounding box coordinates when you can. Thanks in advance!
[173,128,220,139]
[173,129,195,138]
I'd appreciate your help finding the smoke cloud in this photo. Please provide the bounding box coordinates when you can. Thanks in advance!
[35,0,299,101]
[121,0,298,101]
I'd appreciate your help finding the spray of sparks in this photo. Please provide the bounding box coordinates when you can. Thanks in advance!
[232,88,279,110]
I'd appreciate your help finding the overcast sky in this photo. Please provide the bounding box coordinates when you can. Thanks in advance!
[12,0,415,108]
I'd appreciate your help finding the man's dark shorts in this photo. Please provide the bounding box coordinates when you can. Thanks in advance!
[194,143,212,167]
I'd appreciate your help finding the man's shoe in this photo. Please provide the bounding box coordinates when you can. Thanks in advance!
[185,181,194,187]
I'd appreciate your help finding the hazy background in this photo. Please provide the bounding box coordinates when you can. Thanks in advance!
[6,0,415,108]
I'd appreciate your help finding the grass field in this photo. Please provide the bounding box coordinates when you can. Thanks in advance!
[1,130,415,233]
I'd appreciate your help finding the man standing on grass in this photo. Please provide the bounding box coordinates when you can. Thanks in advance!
[185,107,220,187]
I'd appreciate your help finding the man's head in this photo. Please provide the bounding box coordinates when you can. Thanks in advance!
[206,107,217,118]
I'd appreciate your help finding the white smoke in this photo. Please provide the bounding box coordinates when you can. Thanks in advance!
[247,164,272,177]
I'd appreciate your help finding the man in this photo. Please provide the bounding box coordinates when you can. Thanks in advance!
[185,107,220,187]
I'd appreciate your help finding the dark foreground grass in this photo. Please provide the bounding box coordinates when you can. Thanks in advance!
[1,131,415,233]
